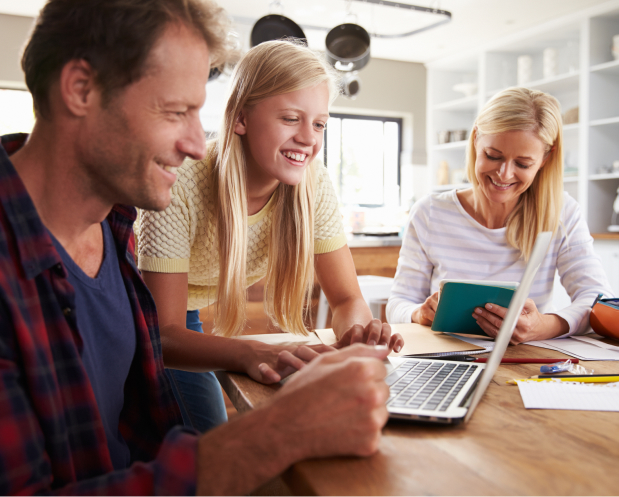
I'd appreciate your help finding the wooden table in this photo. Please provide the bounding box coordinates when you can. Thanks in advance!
[216,342,619,495]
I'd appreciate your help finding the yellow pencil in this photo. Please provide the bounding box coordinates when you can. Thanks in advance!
[507,375,619,385]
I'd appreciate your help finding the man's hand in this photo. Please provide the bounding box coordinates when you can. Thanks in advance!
[473,299,569,344]
[244,341,336,384]
[411,292,439,326]
[196,344,391,495]
[270,343,391,459]
[333,319,404,353]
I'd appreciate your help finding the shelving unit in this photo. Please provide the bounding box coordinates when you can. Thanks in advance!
[426,0,619,233]
[425,0,619,295]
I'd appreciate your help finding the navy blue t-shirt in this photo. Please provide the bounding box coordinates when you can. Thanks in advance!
[50,220,137,470]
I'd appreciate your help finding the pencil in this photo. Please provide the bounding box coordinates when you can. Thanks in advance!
[474,358,578,364]
[507,375,619,385]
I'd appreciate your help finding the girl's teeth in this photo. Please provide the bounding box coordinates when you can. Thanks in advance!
[284,151,305,161]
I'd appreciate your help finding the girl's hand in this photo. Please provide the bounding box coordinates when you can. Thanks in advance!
[472,298,568,344]
[333,319,404,353]
[412,292,439,326]
[249,343,336,384]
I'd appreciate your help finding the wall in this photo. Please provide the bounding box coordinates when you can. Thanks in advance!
[0,14,33,86]
[332,57,427,166]
[0,14,430,199]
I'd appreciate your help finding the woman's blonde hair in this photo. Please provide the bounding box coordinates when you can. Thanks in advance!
[212,40,339,337]
[465,87,564,260]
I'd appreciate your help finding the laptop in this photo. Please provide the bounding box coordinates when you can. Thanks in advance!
[386,231,552,424]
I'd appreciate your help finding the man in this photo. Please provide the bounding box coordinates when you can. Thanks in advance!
[0,0,390,494]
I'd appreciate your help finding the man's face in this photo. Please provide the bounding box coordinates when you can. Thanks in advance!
[80,22,209,211]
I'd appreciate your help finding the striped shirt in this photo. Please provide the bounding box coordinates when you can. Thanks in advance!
[386,189,614,337]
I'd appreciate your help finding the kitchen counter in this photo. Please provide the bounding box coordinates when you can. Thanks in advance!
[346,234,403,248]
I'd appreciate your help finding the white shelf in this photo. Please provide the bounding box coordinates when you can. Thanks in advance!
[590,59,619,75]
[487,72,579,98]
[590,116,619,127]
[432,183,470,192]
[564,175,579,182]
[524,72,580,94]
[589,173,619,181]
[433,140,468,151]
[433,95,478,111]
[562,123,579,131]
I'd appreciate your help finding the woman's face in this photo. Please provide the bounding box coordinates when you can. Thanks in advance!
[235,82,330,187]
[474,130,548,207]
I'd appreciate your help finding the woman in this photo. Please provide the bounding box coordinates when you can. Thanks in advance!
[387,87,613,343]
[136,41,403,432]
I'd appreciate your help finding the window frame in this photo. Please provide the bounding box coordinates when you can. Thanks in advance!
[323,112,403,207]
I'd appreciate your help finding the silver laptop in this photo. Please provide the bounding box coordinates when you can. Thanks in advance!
[386,231,552,424]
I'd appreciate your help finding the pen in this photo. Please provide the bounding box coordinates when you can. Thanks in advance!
[507,375,619,384]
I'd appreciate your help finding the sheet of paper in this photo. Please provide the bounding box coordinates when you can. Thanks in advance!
[235,332,323,347]
[571,336,619,352]
[517,380,619,411]
[525,338,619,361]
[315,323,485,357]
[451,335,495,353]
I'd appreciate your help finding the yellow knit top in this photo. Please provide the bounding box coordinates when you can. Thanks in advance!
[135,157,347,311]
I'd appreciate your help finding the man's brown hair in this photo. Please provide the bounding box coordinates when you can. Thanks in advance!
[22,0,230,118]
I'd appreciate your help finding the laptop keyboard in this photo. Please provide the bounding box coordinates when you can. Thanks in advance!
[386,360,476,412]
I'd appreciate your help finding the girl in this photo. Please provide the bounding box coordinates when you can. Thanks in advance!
[137,40,403,432]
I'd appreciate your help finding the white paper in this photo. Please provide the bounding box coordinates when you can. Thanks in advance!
[517,380,619,411]
[451,335,495,353]
[524,338,619,361]
[571,336,619,352]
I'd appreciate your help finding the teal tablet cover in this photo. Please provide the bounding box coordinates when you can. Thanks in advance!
[430,282,516,336]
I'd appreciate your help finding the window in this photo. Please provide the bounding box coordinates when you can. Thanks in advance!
[0,89,35,136]
[324,113,402,207]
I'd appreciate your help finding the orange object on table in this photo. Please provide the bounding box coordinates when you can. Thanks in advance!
[590,295,619,340]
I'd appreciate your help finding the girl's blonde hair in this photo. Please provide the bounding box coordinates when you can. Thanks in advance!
[465,87,564,260]
[212,40,339,337]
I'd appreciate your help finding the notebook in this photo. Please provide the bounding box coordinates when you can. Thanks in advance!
[431,280,518,336]
[386,231,552,424]
[315,323,486,357]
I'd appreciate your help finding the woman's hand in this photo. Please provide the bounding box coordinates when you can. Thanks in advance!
[333,319,404,353]
[411,292,439,326]
[246,342,336,385]
[472,299,569,344]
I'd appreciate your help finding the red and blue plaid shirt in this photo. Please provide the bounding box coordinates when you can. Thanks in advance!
[0,134,198,495]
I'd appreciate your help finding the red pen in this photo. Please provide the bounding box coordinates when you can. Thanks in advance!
[473,357,578,364]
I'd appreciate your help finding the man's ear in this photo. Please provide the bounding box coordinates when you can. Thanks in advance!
[234,109,247,136]
[58,59,99,117]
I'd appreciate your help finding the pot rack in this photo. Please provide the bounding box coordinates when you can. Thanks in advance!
[235,0,451,40]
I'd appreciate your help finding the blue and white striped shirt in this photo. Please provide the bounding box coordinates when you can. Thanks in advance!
[387,189,613,336]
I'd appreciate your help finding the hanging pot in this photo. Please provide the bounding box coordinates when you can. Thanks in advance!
[251,15,307,47]
[208,67,221,81]
[325,23,371,72]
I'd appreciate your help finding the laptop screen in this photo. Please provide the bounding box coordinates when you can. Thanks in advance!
[463,231,553,423]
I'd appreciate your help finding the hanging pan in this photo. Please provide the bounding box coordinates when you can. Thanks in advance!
[325,23,371,72]
[251,15,307,47]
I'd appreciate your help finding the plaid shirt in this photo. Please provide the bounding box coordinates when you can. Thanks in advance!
[0,134,198,495]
